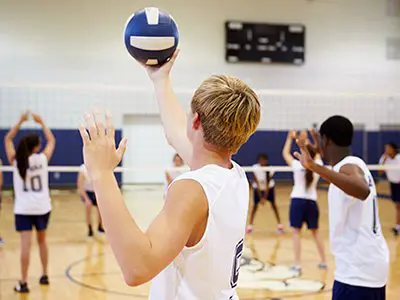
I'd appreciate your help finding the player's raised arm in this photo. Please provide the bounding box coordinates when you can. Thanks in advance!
[4,112,29,164]
[31,113,56,161]
[294,135,370,200]
[143,51,193,165]
[282,130,296,166]
[79,111,206,286]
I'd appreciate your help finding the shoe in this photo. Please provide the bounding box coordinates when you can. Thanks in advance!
[276,224,284,234]
[39,275,49,285]
[318,262,328,270]
[98,225,105,235]
[0,237,4,245]
[290,265,302,275]
[392,227,399,236]
[246,225,253,234]
[14,281,29,293]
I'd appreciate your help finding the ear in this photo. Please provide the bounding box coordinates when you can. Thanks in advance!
[192,112,201,130]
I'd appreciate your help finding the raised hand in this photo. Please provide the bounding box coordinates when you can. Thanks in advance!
[309,128,321,154]
[293,135,315,170]
[144,50,179,83]
[19,111,30,123]
[31,113,44,125]
[79,111,127,181]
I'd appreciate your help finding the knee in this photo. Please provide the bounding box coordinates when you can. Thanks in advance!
[311,229,318,236]
[37,234,46,245]
[292,229,301,235]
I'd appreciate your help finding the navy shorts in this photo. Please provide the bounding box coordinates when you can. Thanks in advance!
[253,187,275,205]
[15,212,51,232]
[290,198,319,229]
[82,191,98,206]
[333,280,385,300]
[390,183,400,203]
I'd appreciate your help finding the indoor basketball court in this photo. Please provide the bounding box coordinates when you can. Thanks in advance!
[1,0,400,300]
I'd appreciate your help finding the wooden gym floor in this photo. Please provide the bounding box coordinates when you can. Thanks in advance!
[0,182,399,300]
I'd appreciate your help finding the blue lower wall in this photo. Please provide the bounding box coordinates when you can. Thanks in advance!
[0,129,122,188]
[1,129,398,187]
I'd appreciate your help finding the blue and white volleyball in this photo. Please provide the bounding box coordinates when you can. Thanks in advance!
[124,7,179,66]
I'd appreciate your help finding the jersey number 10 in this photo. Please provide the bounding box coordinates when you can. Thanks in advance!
[23,175,43,192]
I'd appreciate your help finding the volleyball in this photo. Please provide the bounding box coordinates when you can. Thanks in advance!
[124,7,179,66]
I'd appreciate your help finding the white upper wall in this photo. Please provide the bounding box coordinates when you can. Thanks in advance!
[1,0,399,129]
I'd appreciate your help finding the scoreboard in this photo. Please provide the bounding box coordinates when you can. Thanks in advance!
[225,21,306,65]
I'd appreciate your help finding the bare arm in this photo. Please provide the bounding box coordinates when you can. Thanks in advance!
[294,137,370,200]
[32,113,55,161]
[145,51,193,166]
[378,154,387,176]
[282,131,296,166]
[94,174,206,286]
[80,111,207,286]
[4,112,29,164]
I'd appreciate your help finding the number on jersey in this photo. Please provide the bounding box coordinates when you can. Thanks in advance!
[230,238,244,288]
[23,175,43,192]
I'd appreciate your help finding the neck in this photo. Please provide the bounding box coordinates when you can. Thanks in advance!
[190,144,232,170]
[329,146,351,166]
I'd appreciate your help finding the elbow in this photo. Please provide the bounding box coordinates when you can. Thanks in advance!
[357,186,370,201]
[123,271,150,287]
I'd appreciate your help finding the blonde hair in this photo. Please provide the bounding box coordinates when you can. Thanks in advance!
[191,75,260,153]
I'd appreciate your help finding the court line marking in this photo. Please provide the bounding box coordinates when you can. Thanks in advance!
[64,251,332,299]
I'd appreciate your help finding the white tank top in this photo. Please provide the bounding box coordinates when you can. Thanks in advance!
[13,153,52,215]
[290,159,323,201]
[149,161,248,300]
[329,156,389,288]
[252,163,275,190]
[80,164,94,192]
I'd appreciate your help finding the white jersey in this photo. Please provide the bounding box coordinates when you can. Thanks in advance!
[379,154,400,183]
[79,164,94,192]
[252,163,275,191]
[150,161,249,300]
[290,159,323,201]
[13,153,51,215]
[329,156,389,288]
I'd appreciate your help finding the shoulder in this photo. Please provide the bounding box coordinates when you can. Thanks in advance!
[395,154,400,162]
[37,153,48,163]
[166,179,208,214]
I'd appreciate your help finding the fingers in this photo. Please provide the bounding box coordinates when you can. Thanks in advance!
[79,123,90,145]
[116,137,128,160]
[105,111,115,142]
[93,109,105,138]
[293,151,301,160]
[85,113,98,140]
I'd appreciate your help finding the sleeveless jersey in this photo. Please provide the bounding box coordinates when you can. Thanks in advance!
[149,161,249,300]
[80,164,94,192]
[290,159,323,201]
[329,156,389,288]
[13,153,51,215]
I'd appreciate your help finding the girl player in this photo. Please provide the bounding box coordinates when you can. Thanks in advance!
[379,142,400,235]
[4,112,56,293]
[165,153,185,187]
[77,164,104,236]
[282,130,326,272]
[246,153,284,234]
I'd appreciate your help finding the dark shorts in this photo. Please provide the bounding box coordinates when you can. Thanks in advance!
[15,212,51,232]
[390,183,400,203]
[253,187,275,205]
[290,198,319,229]
[332,280,386,300]
[82,191,98,206]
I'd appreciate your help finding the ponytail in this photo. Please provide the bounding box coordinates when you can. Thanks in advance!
[16,139,30,180]
[16,134,40,180]
[304,144,317,189]
[305,169,314,189]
